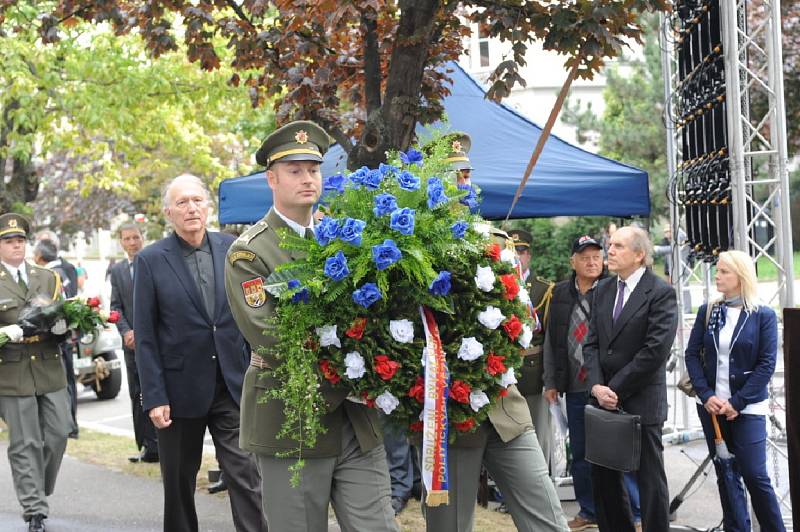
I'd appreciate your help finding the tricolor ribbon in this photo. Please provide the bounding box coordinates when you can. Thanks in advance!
[419,305,449,506]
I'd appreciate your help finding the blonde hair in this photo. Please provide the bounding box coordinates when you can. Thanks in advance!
[716,250,760,311]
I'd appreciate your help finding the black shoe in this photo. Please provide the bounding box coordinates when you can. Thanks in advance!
[208,476,228,494]
[129,449,159,463]
[411,481,422,501]
[27,514,46,532]
[391,496,408,516]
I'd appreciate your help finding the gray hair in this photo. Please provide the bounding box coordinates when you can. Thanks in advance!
[625,226,654,267]
[34,238,59,263]
[161,174,210,211]
[35,229,60,248]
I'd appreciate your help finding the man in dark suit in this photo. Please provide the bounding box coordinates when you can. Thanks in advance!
[583,225,678,532]
[134,174,266,532]
[109,223,158,463]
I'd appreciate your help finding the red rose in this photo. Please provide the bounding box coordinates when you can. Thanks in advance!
[345,317,367,340]
[449,380,471,404]
[319,359,341,384]
[87,296,101,308]
[454,418,476,432]
[409,421,424,432]
[408,376,425,403]
[499,274,520,301]
[498,388,509,398]
[486,354,507,376]
[360,391,375,408]
[107,310,121,324]
[485,243,501,262]
[503,315,523,341]
[374,355,401,381]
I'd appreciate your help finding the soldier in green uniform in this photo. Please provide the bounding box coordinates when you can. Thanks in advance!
[419,143,568,531]
[224,121,397,532]
[507,228,556,473]
[0,213,74,532]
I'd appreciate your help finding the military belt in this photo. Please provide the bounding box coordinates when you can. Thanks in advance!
[522,345,543,357]
[250,352,272,369]
[18,334,51,344]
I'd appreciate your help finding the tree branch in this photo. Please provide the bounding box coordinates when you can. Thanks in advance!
[225,0,252,26]
[361,9,382,115]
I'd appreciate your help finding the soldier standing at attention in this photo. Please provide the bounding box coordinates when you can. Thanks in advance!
[224,121,398,532]
[507,228,556,473]
[0,213,74,532]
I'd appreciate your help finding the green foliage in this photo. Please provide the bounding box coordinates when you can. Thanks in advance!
[507,217,612,281]
[561,15,668,221]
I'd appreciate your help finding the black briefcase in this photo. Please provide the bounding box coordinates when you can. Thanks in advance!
[584,405,641,472]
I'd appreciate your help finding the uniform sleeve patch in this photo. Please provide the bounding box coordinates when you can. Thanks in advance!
[241,277,267,308]
[229,250,256,264]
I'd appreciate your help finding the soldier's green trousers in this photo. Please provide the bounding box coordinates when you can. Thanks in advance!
[0,387,73,520]
[255,419,398,532]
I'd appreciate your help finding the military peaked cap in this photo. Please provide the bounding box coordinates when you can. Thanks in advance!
[255,120,330,167]
[0,213,30,240]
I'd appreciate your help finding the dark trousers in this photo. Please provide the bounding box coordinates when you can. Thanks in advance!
[565,392,641,521]
[123,348,157,452]
[591,422,669,532]
[382,420,418,500]
[156,381,267,532]
[697,406,786,532]
[60,342,78,434]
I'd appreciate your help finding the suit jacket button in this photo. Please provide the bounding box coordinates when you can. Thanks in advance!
[31,355,37,361]
[212,355,216,360]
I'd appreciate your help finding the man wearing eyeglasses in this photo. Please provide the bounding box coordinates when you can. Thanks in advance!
[134,175,267,532]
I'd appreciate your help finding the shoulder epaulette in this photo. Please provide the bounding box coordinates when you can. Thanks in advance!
[236,220,270,246]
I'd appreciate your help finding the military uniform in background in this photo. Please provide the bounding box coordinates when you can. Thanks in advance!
[0,213,74,532]
[508,228,556,474]
[225,121,396,532]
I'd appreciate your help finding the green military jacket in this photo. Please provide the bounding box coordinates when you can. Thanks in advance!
[224,208,382,458]
[516,275,554,396]
[449,226,534,447]
[0,262,66,396]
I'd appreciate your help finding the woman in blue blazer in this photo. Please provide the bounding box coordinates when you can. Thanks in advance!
[685,250,785,532]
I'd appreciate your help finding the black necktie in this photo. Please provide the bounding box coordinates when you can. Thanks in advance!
[17,270,26,291]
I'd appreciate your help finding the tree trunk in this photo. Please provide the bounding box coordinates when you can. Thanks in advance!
[348,0,440,170]
[0,99,39,213]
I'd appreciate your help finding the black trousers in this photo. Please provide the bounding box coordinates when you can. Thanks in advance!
[123,348,157,452]
[156,380,267,532]
[592,422,669,532]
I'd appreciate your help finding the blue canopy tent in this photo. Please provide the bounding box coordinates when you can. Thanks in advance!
[218,62,650,224]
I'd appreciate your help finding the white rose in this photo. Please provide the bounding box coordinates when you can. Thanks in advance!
[473,222,491,237]
[315,324,341,348]
[344,351,366,379]
[375,391,400,415]
[474,265,495,292]
[469,390,490,412]
[518,324,533,349]
[500,248,516,265]
[0,324,23,343]
[518,287,531,307]
[498,367,518,388]
[389,319,415,344]
[457,337,484,361]
[477,306,505,329]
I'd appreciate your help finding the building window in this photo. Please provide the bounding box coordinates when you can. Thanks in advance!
[478,23,490,68]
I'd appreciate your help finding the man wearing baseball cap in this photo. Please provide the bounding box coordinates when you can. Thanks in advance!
[542,235,641,531]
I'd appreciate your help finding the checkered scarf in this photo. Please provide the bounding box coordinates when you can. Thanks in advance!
[568,292,592,381]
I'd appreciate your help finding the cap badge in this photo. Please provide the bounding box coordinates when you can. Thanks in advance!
[295,130,309,144]
[451,140,462,153]
[8,219,17,228]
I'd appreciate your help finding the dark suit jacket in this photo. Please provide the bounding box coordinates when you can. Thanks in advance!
[109,258,135,338]
[584,268,678,425]
[685,304,777,413]
[134,231,249,417]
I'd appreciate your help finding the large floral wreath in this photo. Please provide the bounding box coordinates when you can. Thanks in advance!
[265,140,534,460]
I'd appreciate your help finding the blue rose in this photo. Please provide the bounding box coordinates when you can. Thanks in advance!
[316,217,340,246]
[338,218,367,246]
[451,220,469,239]
[399,148,423,166]
[396,170,421,191]
[389,208,415,235]
[352,283,383,308]
[374,193,398,217]
[372,239,402,270]
[427,177,448,209]
[287,279,309,304]
[458,184,479,212]
[323,173,346,195]
[362,168,383,190]
[379,163,398,176]
[428,271,452,296]
[323,250,350,281]
[349,166,369,188]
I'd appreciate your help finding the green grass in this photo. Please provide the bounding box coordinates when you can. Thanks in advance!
[755,251,800,282]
